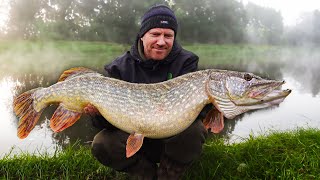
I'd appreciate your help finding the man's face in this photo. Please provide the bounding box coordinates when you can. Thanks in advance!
[141,28,175,60]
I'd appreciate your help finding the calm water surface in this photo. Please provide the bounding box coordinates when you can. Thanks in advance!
[1,49,320,156]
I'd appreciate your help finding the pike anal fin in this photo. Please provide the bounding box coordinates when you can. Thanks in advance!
[126,133,144,158]
[50,104,82,132]
[203,108,225,133]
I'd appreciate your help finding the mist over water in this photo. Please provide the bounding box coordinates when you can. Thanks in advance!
[224,47,320,143]
[283,48,320,96]
[0,75,98,157]
[0,41,102,157]
[1,43,320,156]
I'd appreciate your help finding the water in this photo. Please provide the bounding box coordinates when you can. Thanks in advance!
[224,48,320,143]
[1,46,320,157]
[0,75,99,157]
[228,78,320,143]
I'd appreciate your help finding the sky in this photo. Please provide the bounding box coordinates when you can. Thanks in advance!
[244,0,320,25]
[0,0,320,29]
[0,0,10,30]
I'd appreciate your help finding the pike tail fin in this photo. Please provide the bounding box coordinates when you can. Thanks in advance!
[13,88,44,139]
[58,67,99,82]
[50,104,82,132]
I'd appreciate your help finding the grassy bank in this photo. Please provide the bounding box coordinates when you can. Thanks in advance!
[0,40,290,76]
[1,39,319,83]
[2,40,318,83]
[0,40,128,78]
[1,129,320,179]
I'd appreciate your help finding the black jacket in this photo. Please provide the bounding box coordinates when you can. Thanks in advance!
[92,36,207,130]
[104,37,199,83]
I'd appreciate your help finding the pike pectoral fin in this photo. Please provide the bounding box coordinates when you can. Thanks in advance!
[83,103,100,116]
[126,133,144,158]
[203,108,224,133]
[50,104,82,132]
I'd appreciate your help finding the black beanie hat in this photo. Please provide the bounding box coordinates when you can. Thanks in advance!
[139,4,178,38]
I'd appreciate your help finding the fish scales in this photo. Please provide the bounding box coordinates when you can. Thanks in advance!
[14,67,291,149]
[33,70,211,138]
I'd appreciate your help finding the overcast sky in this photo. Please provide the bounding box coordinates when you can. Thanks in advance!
[0,0,10,29]
[244,0,320,25]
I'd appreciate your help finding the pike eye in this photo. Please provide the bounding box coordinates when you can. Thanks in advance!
[244,74,252,81]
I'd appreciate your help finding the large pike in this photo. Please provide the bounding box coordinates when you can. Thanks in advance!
[13,67,291,157]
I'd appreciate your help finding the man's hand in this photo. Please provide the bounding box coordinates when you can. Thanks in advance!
[84,104,100,116]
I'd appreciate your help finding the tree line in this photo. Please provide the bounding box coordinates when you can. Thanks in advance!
[2,0,320,45]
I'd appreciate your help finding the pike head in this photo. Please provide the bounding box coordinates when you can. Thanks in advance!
[205,70,291,119]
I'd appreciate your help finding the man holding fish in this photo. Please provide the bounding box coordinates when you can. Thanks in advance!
[13,4,291,180]
[90,4,208,180]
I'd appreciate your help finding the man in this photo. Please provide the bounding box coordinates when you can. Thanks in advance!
[91,4,208,180]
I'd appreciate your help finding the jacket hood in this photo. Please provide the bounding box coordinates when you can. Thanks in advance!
[130,35,182,70]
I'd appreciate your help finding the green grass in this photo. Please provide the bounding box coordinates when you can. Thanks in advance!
[0,143,127,180]
[185,128,320,179]
[0,40,283,74]
[1,40,319,78]
[0,40,129,79]
[1,129,320,179]
[184,44,283,66]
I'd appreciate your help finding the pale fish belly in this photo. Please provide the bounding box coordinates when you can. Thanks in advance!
[99,104,207,138]
[43,73,210,138]
[97,85,209,138]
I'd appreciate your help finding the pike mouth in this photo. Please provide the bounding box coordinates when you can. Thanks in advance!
[247,80,286,98]
[229,79,291,107]
[236,89,292,106]
[261,89,292,105]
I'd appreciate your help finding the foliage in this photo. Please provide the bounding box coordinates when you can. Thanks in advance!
[245,2,283,45]
[285,10,320,46]
[175,0,247,43]
[3,0,287,45]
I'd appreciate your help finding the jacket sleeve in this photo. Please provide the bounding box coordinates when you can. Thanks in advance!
[179,53,199,76]
[104,58,122,79]
[90,114,117,131]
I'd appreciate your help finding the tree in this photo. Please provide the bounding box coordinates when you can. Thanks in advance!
[7,0,43,39]
[245,3,283,45]
[173,0,247,43]
[6,0,288,45]
[285,10,320,46]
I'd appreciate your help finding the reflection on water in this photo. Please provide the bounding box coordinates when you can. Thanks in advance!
[1,50,320,156]
[0,75,99,157]
[223,48,320,143]
[228,76,320,143]
[0,76,59,157]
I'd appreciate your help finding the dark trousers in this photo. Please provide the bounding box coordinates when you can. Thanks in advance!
[91,119,207,178]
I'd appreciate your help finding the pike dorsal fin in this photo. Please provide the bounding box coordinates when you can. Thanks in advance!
[58,67,100,82]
